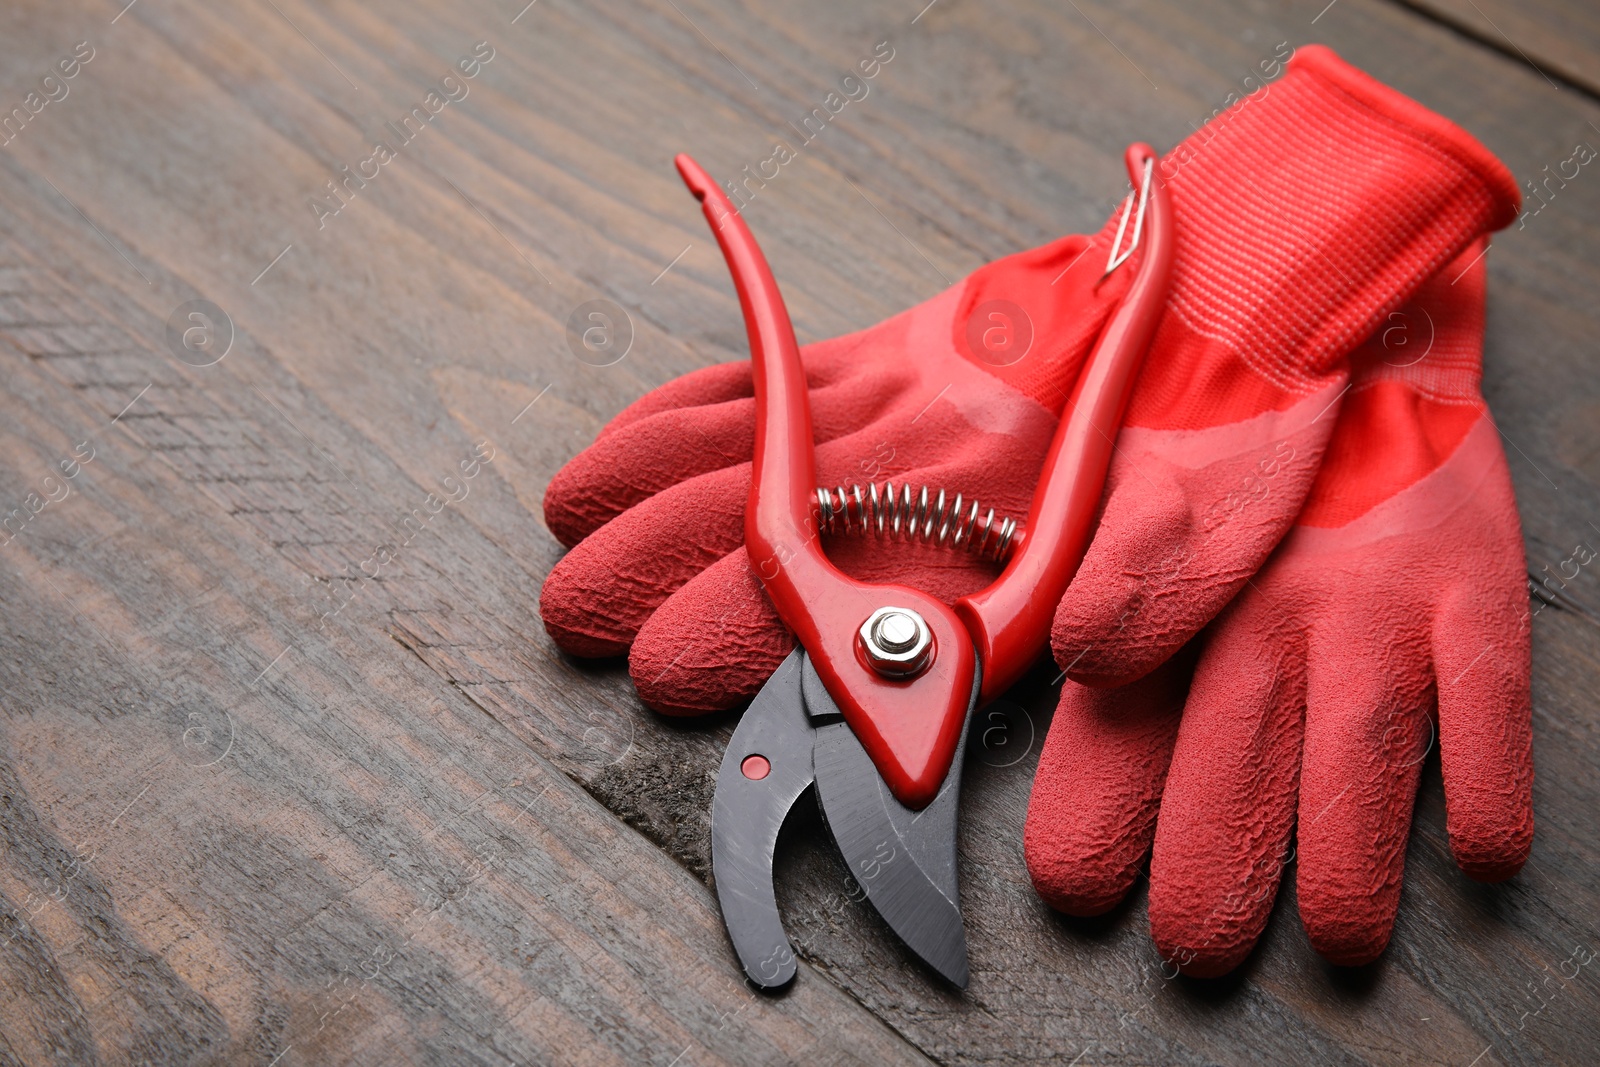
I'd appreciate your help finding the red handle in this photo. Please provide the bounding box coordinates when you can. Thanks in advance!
[677,155,975,810]
[677,144,1170,805]
[957,144,1173,702]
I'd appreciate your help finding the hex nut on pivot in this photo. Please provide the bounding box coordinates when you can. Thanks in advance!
[859,607,934,678]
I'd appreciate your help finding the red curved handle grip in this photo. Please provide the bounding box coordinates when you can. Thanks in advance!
[676,155,975,810]
[958,143,1174,702]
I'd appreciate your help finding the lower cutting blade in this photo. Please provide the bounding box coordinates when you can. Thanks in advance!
[710,648,814,989]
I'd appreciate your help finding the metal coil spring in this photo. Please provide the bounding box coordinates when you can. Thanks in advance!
[815,482,1020,561]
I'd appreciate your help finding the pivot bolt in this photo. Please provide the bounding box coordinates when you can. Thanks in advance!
[859,606,934,677]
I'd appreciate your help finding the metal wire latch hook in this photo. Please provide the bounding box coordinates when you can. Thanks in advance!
[1105,156,1157,276]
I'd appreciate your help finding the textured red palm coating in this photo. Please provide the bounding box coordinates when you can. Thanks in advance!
[958,144,1172,704]
[675,153,975,811]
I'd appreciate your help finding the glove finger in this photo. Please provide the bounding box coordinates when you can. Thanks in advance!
[600,361,752,440]
[630,548,790,716]
[1295,623,1432,967]
[1148,589,1306,977]
[1435,578,1534,881]
[1024,651,1192,916]
[544,397,757,548]
[1052,379,1342,687]
[545,364,904,548]
[541,461,748,657]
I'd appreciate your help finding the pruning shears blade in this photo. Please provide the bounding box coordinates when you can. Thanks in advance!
[710,649,812,989]
[810,661,977,988]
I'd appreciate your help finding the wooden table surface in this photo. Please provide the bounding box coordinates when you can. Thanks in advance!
[0,1,1596,1064]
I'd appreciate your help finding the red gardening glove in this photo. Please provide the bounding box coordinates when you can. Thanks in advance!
[541,187,1142,713]
[1025,241,1534,974]
[541,46,1519,716]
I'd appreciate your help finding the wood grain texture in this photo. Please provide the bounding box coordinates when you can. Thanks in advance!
[0,0,1595,1064]
[0,222,931,1065]
[1394,0,1600,98]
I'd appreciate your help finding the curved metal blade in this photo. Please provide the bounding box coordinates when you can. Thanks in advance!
[809,656,980,988]
[710,649,814,989]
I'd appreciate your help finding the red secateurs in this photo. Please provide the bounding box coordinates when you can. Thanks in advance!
[681,145,1172,988]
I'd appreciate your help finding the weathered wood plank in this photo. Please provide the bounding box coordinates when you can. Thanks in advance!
[1394,0,1600,98]
[0,0,1595,1064]
[0,248,933,1063]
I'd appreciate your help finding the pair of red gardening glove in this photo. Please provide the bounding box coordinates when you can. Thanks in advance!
[539,46,1532,975]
